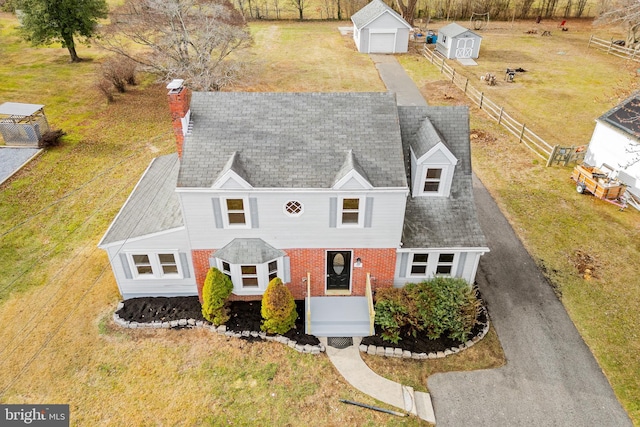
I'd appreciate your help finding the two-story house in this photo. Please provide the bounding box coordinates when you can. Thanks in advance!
[98,81,488,336]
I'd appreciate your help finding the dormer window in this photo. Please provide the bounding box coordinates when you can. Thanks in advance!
[423,168,442,193]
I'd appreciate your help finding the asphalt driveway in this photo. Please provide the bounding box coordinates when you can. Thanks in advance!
[427,174,632,426]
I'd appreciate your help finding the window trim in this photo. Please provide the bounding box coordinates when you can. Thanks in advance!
[216,257,282,295]
[284,200,304,217]
[337,196,365,228]
[128,252,183,280]
[418,164,452,197]
[406,251,458,279]
[221,196,251,229]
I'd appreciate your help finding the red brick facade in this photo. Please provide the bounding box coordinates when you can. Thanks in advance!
[191,247,396,302]
[167,84,191,158]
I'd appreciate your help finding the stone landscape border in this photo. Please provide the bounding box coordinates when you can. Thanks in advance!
[112,302,325,354]
[112,303,489,359]
[359,308,490,360]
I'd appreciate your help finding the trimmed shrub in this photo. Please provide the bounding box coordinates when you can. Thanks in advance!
[261,277,297,334]
[201,267,233,325]
[374,277,481,343]
[374,287,419,344]
[407,277,481,342]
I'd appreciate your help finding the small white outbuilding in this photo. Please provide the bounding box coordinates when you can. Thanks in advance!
[584,94,640,197]
[351,0,411,54]
[435,23,482,59]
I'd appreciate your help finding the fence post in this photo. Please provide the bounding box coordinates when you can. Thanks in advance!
[587,35,592,49]
[546,145,558,167]
[519,123,526,143]
[498,107,504,124]
[479,92,484,108]
[464,78,469,93]
[608,39,613,54]
[452,69,456,82]
[440,58,445,73]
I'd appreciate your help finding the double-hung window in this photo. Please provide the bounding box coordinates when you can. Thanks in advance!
[338,197,365,227]
[436,253,455,275]
[406,252,457,278]
[423,168,442,193]
[410,254,429,276]
[130,253,181,279]
[226,198,246,226]
[216,258,281,294]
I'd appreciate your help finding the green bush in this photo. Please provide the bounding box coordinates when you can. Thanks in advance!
[373,288,418,344]
[201,267,233,325]
[261,277,297,334]
[374,277,481,343]
[407,277,480,342]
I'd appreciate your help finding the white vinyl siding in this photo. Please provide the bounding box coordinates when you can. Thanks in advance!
[179,190,407,250]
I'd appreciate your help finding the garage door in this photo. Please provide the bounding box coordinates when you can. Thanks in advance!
[369,32,396,53]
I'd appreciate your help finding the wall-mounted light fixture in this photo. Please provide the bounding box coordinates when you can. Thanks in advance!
[354,257,362,268]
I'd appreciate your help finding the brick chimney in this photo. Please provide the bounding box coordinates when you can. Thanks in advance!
[167,79,191,158]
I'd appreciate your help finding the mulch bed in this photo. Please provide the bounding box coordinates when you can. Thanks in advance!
[117,296,487,353]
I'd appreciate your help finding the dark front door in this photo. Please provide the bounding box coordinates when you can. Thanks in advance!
[326,251,351,291]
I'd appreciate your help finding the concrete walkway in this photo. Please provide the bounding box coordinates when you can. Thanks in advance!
[369,54,428,107]
[322,337,435,423]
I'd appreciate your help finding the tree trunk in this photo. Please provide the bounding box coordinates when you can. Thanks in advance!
[63,34,82,62]
[395,0,417,26]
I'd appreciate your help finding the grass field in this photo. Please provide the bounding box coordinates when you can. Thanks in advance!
[0,12,638,425]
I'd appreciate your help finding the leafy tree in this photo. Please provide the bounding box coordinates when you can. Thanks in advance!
[261,277,297,334]
[19,0,108,62]
[201,267,233,325]
[100,0,253,91]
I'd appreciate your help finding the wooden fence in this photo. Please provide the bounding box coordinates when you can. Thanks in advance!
[421,46,557,161]
[587,35,640,63]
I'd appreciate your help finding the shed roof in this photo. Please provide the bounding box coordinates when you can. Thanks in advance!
[99,154,183,246]
[398,106,486,248]
[351,0,411,30]
[598,93,640,139]
[0,102,45,117]
[178,92,408,189]
[438,23,482,39]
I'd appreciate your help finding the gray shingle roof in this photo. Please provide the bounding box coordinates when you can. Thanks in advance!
[178,92,408,189]
[598,92,640,139]
[351,0,410,29]
[214,238,285,264]
[333,149,371,187]
[99,154,183,246]
[438,23,481,38]
[398,106,487,248]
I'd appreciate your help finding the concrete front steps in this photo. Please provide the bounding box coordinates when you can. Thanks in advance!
[307,296,372,337]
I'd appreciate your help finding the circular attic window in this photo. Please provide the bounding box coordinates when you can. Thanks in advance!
[284,200,303,217]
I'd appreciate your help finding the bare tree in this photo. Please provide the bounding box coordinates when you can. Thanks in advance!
[395,0,418,25]
[291,0,308,19]
[596,0,640,50]
[100,0,252,91]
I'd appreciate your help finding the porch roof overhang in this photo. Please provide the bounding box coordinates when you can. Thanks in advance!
[214,238,285,264]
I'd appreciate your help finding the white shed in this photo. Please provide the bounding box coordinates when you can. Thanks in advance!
[435,23,482,60]
[351,0,411,54]
[584,94,640,197]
